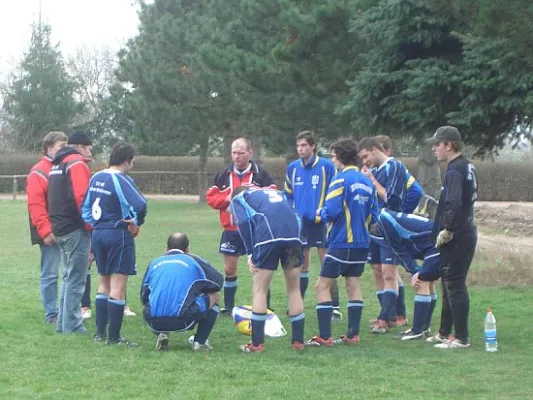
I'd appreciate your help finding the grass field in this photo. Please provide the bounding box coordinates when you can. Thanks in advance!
[1,200,532,399]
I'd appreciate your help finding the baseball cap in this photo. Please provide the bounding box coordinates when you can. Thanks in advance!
[426,126,462,145]
[68,131,92,146]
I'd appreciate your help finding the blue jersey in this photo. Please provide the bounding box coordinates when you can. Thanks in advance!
[284,155,336,224]
[82,169,147,229]
[230,188,302,255]
[375,210,436,273]
[319,166,378,249]
[404,171,424,213]
[141,250,223,318]
[373,157,407,211]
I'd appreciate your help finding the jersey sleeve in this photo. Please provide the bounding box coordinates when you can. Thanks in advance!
[140,263,154,305]
[119,174,148,226]
[230,195,254,254]
[26,170,52,239]
[283,164,295,206]
[384,161,405,211]
[441,169,464,232]
[319,176,345,224]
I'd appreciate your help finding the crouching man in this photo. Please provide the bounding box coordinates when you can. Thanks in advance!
[141,232,223,351]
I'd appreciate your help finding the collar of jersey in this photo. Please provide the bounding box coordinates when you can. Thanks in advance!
[377,157,393,172]
[300,154,319,168]
[342,165,360,172]
[166,249,185,255]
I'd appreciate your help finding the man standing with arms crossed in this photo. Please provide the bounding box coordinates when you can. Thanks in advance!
[206,137,275,315]
[426,126,478,349]
[27,131,68,324]
[284,131,341,319]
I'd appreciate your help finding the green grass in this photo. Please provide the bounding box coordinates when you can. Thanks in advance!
[1,200,532,399]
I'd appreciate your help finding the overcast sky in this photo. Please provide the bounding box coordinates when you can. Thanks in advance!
[0,0,144,78]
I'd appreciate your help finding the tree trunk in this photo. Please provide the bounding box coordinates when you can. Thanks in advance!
[416,140,441,219]
[197,137,209,203]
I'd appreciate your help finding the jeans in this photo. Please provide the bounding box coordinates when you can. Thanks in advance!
[38,243,61,322]
[439,227,478,342]
[55,229,91,333]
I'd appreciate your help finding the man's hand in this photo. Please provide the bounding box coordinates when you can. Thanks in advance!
[362,165,374,180]
[369,223,378,235]
[247,255,258,275]
[43,233,56,246]
[411,272,421,289]
[436,229,453,248]
[124,219,140,238]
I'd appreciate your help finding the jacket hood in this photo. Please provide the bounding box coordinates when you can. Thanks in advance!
[52,146,81,165]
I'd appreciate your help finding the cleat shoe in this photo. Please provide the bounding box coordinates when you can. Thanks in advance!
[188,335,210,346]
[193,341,213,352]
[107,337,139,348]
[423,328,431,337]
[435,339,471,349]
[389,316,408,328]
[426,332,450,343]
[219,308,232,317]
[124,306,136,317]
[334,335,360,345]
[368,318,378,328]
[305,336,334,347]
[400,329,424,341]
[156,333,170,351]
[331,309,343,321]
[371,320,388,334]
[81,307,92,320]
[240,342,265,353]
[291,342,305,351]
[94,333,106,343]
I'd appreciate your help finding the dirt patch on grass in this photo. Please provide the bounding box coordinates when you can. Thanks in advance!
[475,203,533,236]
[472,203,533,286]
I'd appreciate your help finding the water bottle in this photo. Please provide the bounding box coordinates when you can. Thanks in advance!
[484,309,498,352]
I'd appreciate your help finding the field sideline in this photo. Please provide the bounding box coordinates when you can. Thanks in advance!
[1,200,532,399]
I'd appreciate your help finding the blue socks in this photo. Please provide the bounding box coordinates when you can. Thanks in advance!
[396,283,407,319]
[95,293,109,337]
[195,305,219,345]
[107,298,125,342]
[347,300,364,338]
[425,292,438,330]
[413,294,431,334]
[251,312,267,347]
[378,289,398,322]
[300,272,310,299]
[289,313,305,344]
[316,301,333,340]
[223,276,238,310]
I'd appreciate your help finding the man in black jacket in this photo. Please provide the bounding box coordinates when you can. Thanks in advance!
[425,126,478,349]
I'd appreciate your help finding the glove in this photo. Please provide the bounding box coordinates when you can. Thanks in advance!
[435,229,453,248]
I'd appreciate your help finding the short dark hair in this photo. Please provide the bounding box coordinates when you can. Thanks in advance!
[167,232,189,251]
[358,137,385,153]
[109,141,135,166]
[231,185,250,199]
[330,137,359,166]
[42,131,67,154]
[442,140,465,152]
[296,130,317,153]
[375,135,393,153]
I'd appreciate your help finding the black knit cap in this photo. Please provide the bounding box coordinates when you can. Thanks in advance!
[68,131,92,146]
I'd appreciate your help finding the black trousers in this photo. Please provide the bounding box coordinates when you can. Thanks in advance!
[438,227,478,342]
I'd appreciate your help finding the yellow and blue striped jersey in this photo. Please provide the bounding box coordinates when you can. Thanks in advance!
[319,166,379,249]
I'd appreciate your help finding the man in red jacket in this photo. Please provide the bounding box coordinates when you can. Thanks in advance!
[27,131,68,324]
[48,131,93,333]
[206,137,276,314]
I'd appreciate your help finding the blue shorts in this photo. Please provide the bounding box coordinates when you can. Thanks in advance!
[301,220,327,248]
[252,242,303,271]
[368,237,400,266]
[143,295,211,333]
[321,248,368,278]
[418,248,440,282]
[219,230,246,256]
[92,229,136,276]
